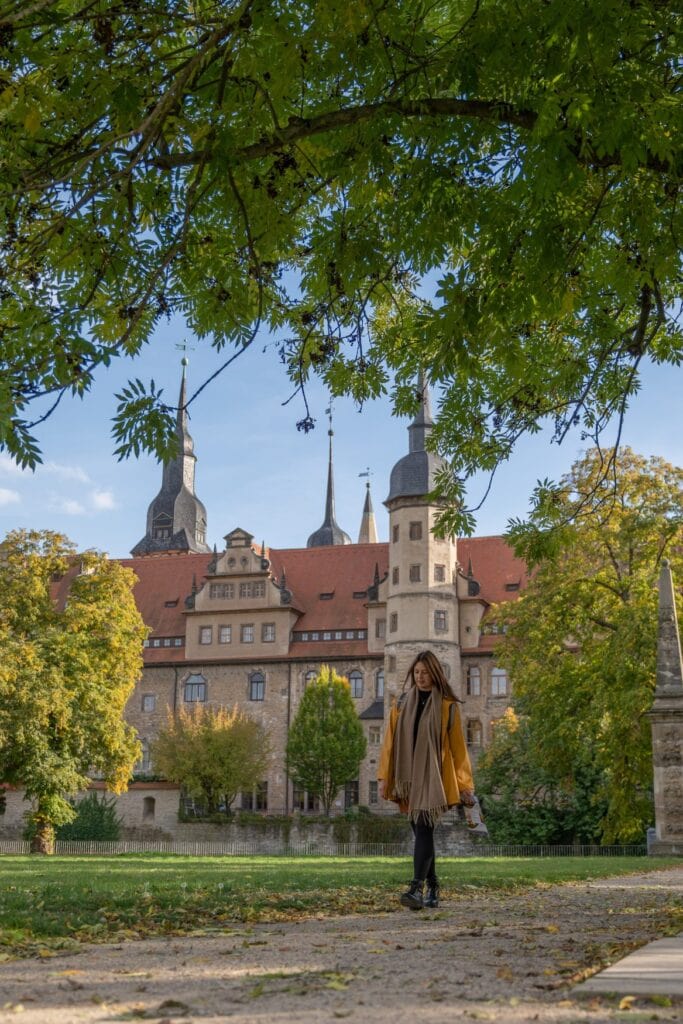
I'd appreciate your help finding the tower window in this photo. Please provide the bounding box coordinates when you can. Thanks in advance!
[409,564,421,582]
[392,567,399,585]
[434,610,448,632]
[434,564,446,582]
[392,524,399,543]
[389,613,398,633]
[409,521,423,540]
[387,655,396,671]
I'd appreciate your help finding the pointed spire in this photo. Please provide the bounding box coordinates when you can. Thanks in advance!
[408,369,434,454]
[386,371,446,504]
[131,355,210,556]
[358,480,379,544]
[467,556,473,578]
[656,558,683,694]
[306,404,351,547]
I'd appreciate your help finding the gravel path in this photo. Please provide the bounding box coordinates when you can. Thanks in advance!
[1,866,681,1024]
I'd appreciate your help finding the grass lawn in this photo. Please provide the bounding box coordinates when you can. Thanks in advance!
[0,854,680,958]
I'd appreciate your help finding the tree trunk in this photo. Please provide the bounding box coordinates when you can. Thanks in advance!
[30,819,55,855]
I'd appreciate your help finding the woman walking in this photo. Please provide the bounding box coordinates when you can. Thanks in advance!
[378,650,475,909]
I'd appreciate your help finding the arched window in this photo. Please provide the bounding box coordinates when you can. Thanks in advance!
[349,671,363,699]
[142,796,156,822]
[304,669,318,687]
[466,720,483,747]
[466,666,481,696]
[249,671,265,701]
[375,670,384,700]
[184,673,207,703]
[491,667,508,696]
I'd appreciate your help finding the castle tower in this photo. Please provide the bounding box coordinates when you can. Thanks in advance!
[358,481,379,544]
[383,377,461,695]
[131,359,210,556]
[648,558,683,855]
[306,412,351,548]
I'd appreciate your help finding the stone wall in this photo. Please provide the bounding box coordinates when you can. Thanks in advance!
[0,784,477,855]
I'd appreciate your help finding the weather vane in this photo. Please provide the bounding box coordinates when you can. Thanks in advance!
[175,340,196,365]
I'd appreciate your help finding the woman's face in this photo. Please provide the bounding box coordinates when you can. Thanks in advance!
[414,660,433,691]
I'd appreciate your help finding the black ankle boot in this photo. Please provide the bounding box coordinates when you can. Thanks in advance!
[424,877,440,908]
[399,879,424,910]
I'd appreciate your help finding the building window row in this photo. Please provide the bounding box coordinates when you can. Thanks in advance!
[144,636,184,648]
[292,629,366,642]
[301,667,383,700]
[207,581,267,600]
[199,623,276,645]
[181,670,269,704]
[465,665,509,697]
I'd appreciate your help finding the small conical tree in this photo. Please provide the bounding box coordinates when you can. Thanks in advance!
[286,665,367,815]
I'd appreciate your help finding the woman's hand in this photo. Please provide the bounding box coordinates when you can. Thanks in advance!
[460,789,475,807]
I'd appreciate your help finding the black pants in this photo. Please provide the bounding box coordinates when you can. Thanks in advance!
[410,814,436,882]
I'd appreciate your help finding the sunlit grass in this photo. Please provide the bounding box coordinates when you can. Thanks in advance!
[0,854,678,958]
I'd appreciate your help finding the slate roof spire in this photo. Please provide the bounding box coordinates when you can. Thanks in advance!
[386,372,446,504]
[131,357,211,556]
[306,405,351,548]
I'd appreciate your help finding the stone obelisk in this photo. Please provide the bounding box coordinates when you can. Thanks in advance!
[648,559,683,855]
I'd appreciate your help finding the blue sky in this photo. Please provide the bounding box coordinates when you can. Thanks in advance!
[0,320,681,558]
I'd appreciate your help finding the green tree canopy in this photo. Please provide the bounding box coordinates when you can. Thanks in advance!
[476,708,608,845]
[0,529,146,852]
[286,665,367,814]
[1,2,681,531]
[152,704,270,814]
[494,447,683,843]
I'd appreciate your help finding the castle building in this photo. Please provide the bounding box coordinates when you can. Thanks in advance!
[118,369,528,823]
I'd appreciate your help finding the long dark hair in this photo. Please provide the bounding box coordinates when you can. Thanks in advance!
[404,650,460,702]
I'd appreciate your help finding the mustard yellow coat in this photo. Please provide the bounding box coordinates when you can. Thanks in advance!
[378,696,474,809]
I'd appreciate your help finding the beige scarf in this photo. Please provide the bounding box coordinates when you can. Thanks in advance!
[392,686,448,826]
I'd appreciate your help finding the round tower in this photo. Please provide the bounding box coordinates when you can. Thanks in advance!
[383,378,461,697]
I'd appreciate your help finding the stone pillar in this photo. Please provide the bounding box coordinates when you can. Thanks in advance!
[647,559,683,855]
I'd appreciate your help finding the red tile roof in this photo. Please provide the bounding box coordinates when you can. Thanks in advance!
[457,535,529,606]
[119,535,526,664]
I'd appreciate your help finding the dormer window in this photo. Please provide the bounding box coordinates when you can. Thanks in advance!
[319,592,334,600]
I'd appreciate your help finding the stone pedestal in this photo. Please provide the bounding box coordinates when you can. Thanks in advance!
[647,560,683,856]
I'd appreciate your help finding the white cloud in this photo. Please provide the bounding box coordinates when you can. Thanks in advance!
[44,462,90,483]
[91,489,117,511]
[0,454,25,476]
[0,488,20,506]
[49,496,86,515]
